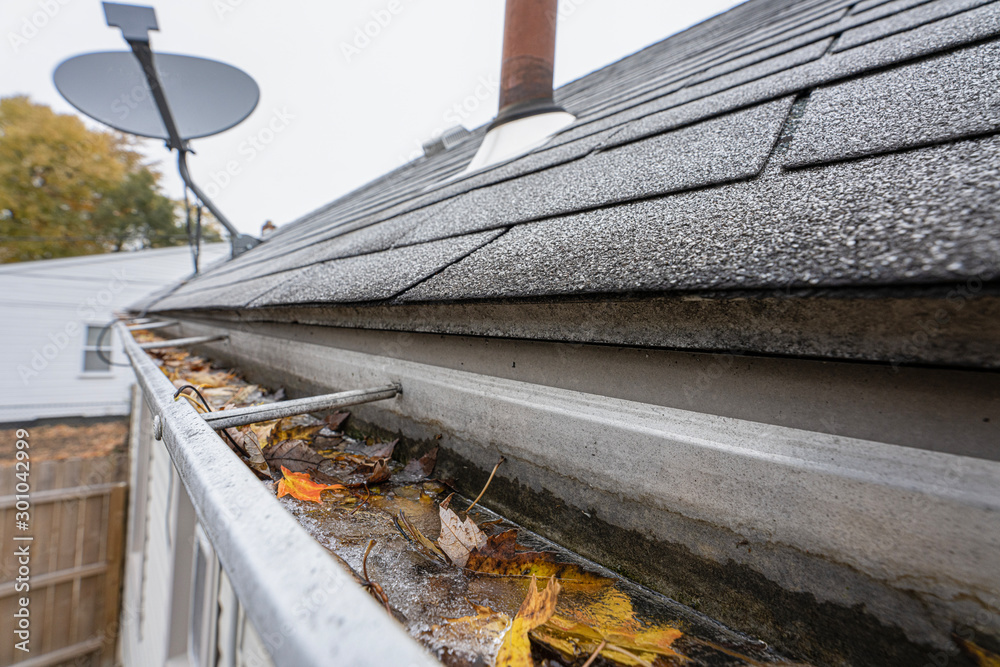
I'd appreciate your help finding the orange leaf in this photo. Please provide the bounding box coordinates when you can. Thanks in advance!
[276,466,345,503]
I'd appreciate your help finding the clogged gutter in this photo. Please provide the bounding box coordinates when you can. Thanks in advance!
[136,327,810,667]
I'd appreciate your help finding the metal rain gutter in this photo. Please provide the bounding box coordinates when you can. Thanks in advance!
[116,322,438,667]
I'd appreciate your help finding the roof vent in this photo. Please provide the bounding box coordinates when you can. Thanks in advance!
[464,0,575,174]
[422,125,472,157]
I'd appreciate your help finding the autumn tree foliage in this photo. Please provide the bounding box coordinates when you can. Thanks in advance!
[0,96,216,263]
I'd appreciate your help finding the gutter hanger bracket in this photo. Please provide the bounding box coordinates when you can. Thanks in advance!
[128,319,180,331]
[138,334,228,350]
[201,385,402,430]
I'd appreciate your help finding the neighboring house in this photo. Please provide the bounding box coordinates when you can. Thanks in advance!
[117,1,1000,666]
[0,244,228,423]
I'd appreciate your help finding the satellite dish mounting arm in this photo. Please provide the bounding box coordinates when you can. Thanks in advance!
[175,152,258,255]
[103,2,261,257]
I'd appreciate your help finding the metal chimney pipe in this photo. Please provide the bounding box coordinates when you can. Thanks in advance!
[494,0,563,127]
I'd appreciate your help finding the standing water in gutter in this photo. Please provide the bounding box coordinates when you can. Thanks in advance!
[139,328,811,666]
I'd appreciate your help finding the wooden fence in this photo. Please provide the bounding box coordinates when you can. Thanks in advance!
[0,456,128,667]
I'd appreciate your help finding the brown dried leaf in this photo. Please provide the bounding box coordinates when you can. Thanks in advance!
[367,459,392,485]
[362,438,397,459]
[473,530,526,560]
[229,384,260,405]
[274,414,326,443]
[324,411,350,431]
[264,439,324,473]
[223,427,243,452]
[202,386,239,406]
[230,427,269,474]
[313,434,345,451]
[394,511,447,561]
[341,457,394,487]
[179,369,235,388]
[437,503,487,568]
[400,446,439,482]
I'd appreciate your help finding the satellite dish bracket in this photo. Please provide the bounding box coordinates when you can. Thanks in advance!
[177,150,260,255]
[102,2,260,258]
[103,2,157,43]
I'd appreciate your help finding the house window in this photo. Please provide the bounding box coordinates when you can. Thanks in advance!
[189,524,219,667]
[83,325,112,372]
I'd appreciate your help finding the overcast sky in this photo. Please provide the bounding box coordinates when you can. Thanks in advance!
[3,0,744,236]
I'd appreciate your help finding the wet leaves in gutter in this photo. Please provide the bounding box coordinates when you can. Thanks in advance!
[143,336,814,667]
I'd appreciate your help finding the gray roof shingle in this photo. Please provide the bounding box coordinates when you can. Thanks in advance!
[249,229,503,307]
[398,96,795,246]
[786,40,1000,166]
[832,0,994,52]
[153,229,503,310]
[400,134,1000,301]
[144,0,1000,314]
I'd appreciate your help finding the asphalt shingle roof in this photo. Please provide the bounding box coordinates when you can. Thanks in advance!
[404,134,1000,300]
[145,0,1000,313]
[786,40,1000,165]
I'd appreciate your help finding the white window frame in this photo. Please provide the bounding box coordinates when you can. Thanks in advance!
[82,323,114,375]
[188,523,220,667]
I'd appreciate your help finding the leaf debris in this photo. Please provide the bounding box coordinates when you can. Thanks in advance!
[437,495,488,568]
[496,575,561,667]
[144,334,817,667]
[276,466,345,504]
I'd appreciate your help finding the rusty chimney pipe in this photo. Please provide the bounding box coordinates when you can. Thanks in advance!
[494,0,564,127]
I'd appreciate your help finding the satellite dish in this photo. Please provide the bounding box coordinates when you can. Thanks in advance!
[52,2,263,259]
[54,51,259,141]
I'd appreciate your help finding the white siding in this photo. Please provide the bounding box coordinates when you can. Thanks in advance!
[219,568,275,667]
[120,396,199,667]
[120,399,276,667]
[0,245,229,422]
[236,605,275,667]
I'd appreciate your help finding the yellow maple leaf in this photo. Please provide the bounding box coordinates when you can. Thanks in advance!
[469,529,684,665]
[496,575,561,667]
[276,466,345,503]
[958,637,1000,667]
[249,420,279,449]
[274,414,325,442]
